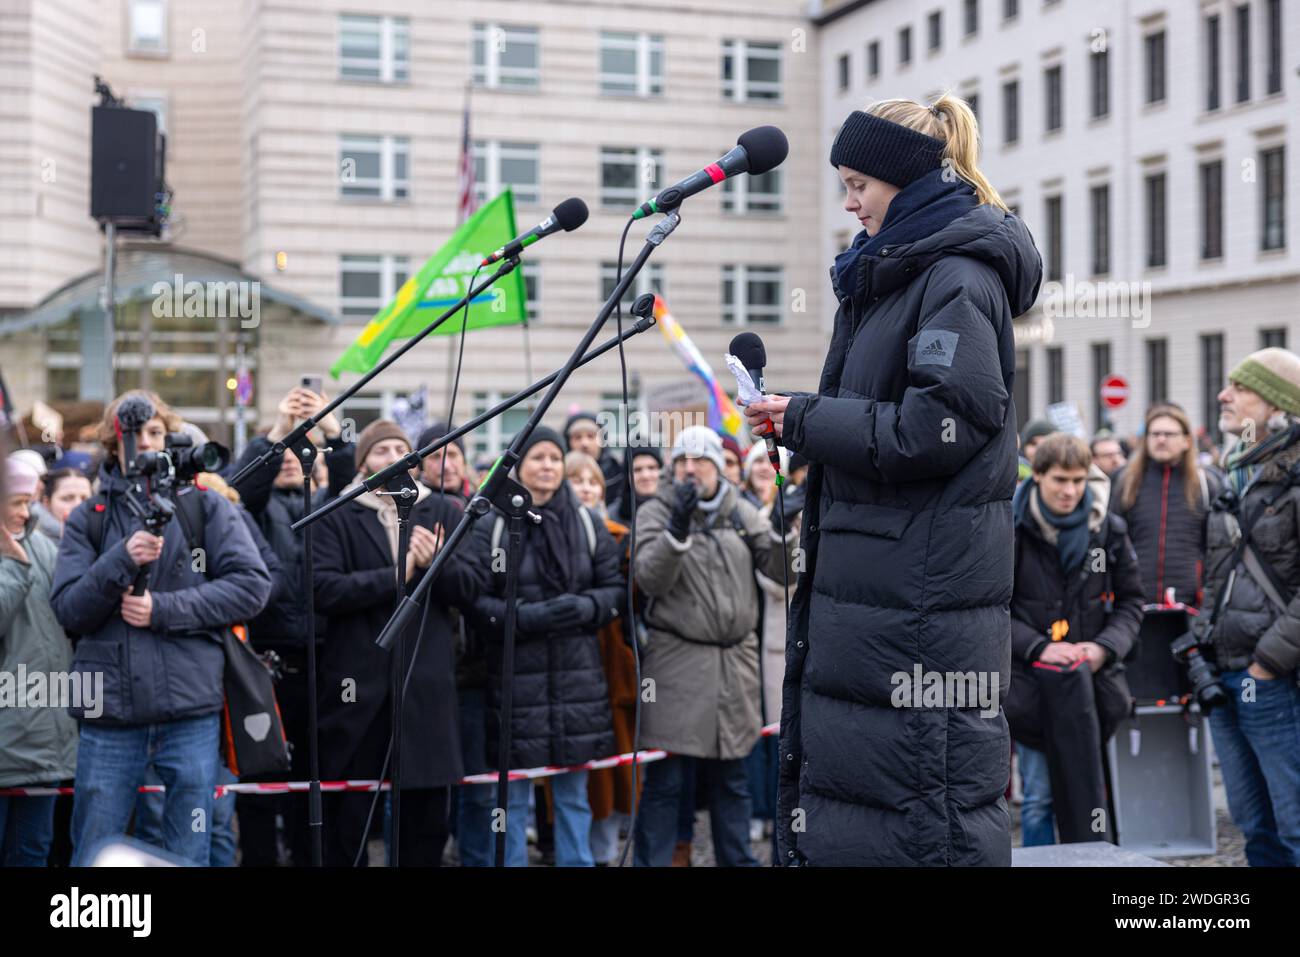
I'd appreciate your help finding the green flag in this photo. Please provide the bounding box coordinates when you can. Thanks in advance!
[329,189,529,378]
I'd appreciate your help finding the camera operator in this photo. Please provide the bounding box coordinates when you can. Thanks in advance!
[1199,348,1300,867]
[50,390,272,866]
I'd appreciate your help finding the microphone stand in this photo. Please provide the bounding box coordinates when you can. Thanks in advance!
[292,307,659,534]
[367,210,682,867]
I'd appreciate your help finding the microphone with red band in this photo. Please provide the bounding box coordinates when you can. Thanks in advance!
[482,197,589,266]
[633,126,789,220]
[729,331,782,476]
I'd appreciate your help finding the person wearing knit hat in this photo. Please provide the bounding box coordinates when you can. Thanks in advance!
[564,410,623,506]
[8,448,47,478]
[718,435,744,487]
[669,424,725,473]
[354,419,411,475]
[1199,346,1300,866]
[416,421,471,502]
[5,456,41,502]
[612,442,664,525]
[740,92,1041,867]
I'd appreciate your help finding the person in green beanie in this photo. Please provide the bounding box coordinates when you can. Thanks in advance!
[1198,346,1300,866]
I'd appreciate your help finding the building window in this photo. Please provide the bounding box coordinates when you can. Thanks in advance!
[472,23,540,90]
[1144,30,1166,104]
[339,135,410,201]
[1145,171,1167,268]
[472,141,540,205]
[722,39,782,102]
[928,10,943,51]
[964,0,979,36]
[1044,65,1062,132]
[1092,342,1112,430]
[1261,327,1288,349]
[1044,194,1062,281]
[1201,334,1224,443]
[339,14,409,83]
[867,40,880,80]
[600,31,664,97]
[340,254,410,319]
[521,262,540,323]
[128,0,167,54]
[1205,14,1221,110]
[1266,0,1283,94]
[1200,159,1224,260]
[1147,339,1168,406]
[601,262,665,314]
[469,391,531,464]
[1004,0,1019,19]
[899,26,913,65]
[1090,47,1109,119]
[723,166,782,214]
[837,53,850,91]
[1261,146,1286,251]
[1047,346,1064,405]
[599,147,662,210]
[722,265,783,325]
[1002,79,1019,145]
[1235,3,1251,103]
[966,91,979,125]
[1090,183,1110,276]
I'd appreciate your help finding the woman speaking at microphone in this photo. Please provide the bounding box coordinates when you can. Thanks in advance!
[744,94,1043,866]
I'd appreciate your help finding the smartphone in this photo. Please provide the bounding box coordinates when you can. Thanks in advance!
[301,375,322,395]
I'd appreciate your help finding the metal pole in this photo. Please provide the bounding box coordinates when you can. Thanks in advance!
[103,222,116,399]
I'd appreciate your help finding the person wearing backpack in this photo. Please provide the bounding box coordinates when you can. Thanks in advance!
[1198,348,1300,867]
[631,426,799,866]
[464,426,623,867]
[50,391,272,866]
[1109,404,1221,608]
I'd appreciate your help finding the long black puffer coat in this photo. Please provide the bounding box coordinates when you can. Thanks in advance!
[777,196,1042,866]
[466,483,622,769]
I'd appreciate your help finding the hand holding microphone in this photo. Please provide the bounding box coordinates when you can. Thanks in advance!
[743,396,790,440]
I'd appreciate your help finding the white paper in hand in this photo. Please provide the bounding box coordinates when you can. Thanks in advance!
[724,353,763,406]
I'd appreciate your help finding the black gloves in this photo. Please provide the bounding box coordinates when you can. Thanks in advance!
[517,594,600,633]
[668,480,700,541]
[770,484,806,535]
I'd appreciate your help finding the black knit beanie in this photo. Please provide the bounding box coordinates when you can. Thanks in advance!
[518,425,566,463]
[830,110,946,188]
[417,420,465,453]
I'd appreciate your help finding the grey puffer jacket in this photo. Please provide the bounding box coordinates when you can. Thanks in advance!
[0,530,78,787]
[777,201,1041,866]
[1197,430,1300,676]
[51,464,273,725]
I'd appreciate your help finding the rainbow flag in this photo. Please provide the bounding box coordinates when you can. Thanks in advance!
[653,295,747,445]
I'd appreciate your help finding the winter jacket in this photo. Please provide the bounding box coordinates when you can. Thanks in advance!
[1197,431,1300,676]
[312,483,480,788]
[1004,468,1144,751]
[776,194,1042,866]
[1109,459,1219,607]
[633,479,798,761]
[465,483,622,769]
[50,464,272,725]
[0,530,78,786]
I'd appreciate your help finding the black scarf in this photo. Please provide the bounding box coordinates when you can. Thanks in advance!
[529,483,583,595]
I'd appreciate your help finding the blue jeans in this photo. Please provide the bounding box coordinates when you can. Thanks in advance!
[635,755,756,867]
[744,737,778,820]
[0,793,57,866]
[72,715,221,866]
[502,771,593,867]
[1017,743,1056,847]
[135,763,234,865]
[455,687,497,867]
[1209,669,1300,867]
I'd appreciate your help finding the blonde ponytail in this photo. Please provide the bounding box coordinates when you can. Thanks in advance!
[866,92,1008,210]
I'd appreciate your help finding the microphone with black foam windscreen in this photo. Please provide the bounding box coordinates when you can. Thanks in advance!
[633,126,789,220]
[481,197,589,266]
[114,393,156,474]
[729,331,781,474]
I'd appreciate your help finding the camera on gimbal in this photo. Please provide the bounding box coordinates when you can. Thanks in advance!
[134,432,231,488]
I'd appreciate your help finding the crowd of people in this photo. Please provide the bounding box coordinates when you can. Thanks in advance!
[3,344,1300,868]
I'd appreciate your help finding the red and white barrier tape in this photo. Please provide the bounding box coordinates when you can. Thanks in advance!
[0,723,780,798]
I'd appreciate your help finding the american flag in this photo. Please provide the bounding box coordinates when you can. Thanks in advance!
[457,97,478,224]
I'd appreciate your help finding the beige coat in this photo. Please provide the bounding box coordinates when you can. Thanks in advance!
[634,479,797,760]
